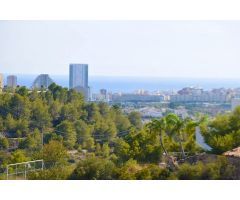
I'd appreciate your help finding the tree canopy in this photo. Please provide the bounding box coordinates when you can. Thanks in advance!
[0,83,239,180]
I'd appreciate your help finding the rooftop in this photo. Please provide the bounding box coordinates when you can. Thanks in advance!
[223,147,240,158]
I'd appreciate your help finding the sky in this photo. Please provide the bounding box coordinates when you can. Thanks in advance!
[1,20,240,78]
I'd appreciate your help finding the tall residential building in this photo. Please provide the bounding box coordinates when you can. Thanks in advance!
[32,74,54,89]
[69,64,88,89]
[7,75,17,88]
[0,73,3,92]
[69,64,89,100]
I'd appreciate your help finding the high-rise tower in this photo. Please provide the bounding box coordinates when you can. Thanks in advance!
[7,75,17,88]
[69,64,89,100]
[32,74,54,89]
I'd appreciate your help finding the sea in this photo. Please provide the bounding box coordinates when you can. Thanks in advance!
[4,74,240,93]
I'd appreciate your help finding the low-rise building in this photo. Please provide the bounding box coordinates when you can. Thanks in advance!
[112,93,165,103]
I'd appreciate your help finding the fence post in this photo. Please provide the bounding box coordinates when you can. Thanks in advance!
[6,166,8,180]
[24,164,27,180]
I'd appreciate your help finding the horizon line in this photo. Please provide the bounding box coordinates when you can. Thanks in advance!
[1,73,240,80]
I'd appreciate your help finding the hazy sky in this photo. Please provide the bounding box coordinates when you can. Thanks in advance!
[1,21,240,78]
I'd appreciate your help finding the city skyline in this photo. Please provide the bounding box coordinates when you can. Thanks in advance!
[1,21,240,78]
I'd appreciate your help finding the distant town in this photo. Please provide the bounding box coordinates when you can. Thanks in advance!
[1,64,240,120]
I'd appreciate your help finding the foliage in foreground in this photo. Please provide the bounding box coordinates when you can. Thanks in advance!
[0,84,240,180]
[68,155,236,180]
[201,107,240,154]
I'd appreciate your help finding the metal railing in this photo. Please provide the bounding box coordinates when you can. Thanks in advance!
[6,160,44,180]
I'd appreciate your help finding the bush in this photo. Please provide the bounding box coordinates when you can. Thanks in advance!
[70,157,116,180]
[136,164,171,180]
[176,156,236,180]
[177,163,203,180]
[28,166,74,180]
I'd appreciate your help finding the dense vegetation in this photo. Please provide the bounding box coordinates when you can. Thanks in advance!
[0,83,239,180]
[201,107,240,154]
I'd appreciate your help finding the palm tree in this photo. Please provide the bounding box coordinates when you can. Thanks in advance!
[165,114,198,159]
[147,118,168,157]
[165,114,185,158]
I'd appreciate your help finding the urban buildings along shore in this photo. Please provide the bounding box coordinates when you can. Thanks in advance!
[1,64,240,117]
